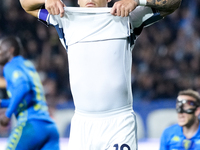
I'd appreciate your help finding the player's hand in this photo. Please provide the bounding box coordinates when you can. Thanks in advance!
[45,0,66,17]
[0,114,10,127]
[110,0,138,17]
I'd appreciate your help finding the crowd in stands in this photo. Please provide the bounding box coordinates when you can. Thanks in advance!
[132,0,200,100]
[0,0,200,110]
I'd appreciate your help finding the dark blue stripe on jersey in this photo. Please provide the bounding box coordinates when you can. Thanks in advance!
[39,9,48,22]
[38,19,49,27]
[143,13,163,27]
[38,9,49,27]
[39,9,49,21]
[152,8,157,13]
[129,9,163,47]
[54,24,68,49]
[128,32,136,47]
[134,11,163,35]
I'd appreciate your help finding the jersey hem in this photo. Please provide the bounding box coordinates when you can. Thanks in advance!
[75,104,133,118]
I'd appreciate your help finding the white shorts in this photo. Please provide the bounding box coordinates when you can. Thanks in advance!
[67,106,138,150]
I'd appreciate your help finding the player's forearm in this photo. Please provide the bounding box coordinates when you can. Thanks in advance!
[0,77,6,88]
[136,0,182,17]
[20,0,45,17]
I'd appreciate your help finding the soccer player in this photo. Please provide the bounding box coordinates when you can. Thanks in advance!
[19,0,182,149]
[160,89,200,150]
[0,36,60,150]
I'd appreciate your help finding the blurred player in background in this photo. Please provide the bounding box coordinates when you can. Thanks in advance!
[160,89,200,150]
[0,36,60,150]
[20,0,182,149]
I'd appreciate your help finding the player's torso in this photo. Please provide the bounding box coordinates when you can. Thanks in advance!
[68,9,132,112]
[67,38,133,113]
[50,8,133,112]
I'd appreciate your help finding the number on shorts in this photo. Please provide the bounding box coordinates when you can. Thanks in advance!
[113,144,130,150]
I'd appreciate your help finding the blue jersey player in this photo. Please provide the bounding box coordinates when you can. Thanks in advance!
[0,36,60,150]
[160,89,200,150]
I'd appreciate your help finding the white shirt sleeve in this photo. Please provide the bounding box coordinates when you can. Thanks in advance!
[129,6,163,28]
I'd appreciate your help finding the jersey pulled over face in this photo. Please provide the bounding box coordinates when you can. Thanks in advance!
[78,0,110,7]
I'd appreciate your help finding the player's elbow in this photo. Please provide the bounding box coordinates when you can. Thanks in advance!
[169,0,182,14]
[19,0,40,18]
[159,0,182,17]
[20,0,29,12]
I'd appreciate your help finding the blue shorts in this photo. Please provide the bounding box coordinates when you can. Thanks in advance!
[6,119,60,150]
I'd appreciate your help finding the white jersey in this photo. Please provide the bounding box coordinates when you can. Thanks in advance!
[38,7,162,113]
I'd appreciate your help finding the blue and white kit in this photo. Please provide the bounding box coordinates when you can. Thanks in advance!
[38,7,163,150]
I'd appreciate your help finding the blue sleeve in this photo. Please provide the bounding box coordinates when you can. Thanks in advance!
[5,82,30,118]
[129,6,163,38]
[1,99,10,107]
[159,129,169,150]
[3,65,31,118]
[130,6,163,28]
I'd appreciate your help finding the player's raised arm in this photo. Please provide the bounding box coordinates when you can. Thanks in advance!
[45,0,65,17]
[110,0,138,17]
[20,0,45,18]
[111,0,182,17]
[145,0,182,17]
[20,0,66,18]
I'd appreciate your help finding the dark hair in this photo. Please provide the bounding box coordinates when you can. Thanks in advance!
[178,89,200,106]
[1,36,23,56]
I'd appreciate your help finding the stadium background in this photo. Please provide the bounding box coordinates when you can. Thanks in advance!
[0,0,200,149]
